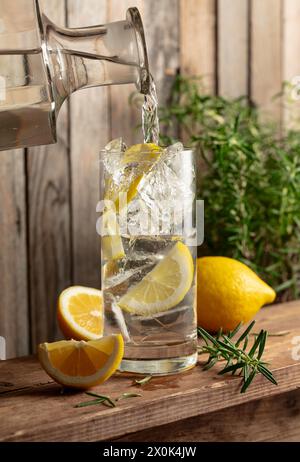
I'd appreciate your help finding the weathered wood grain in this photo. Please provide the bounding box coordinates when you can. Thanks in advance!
[180,0,216,93]
[68,0,109,288]
[116,388,300,442]
[218,0,249,98]
[282,0,300,128]
[27,0,71,347]
[250,0,282,122]
[143,0,179,106]
[0,301,300,442]
[0,150,28,358]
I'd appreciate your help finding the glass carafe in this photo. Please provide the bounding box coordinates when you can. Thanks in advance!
[0,0,149,151]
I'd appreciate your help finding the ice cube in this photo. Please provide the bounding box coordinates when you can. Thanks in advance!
[161,142,184,164]
[124,196,155,235]
[104,262,156,294]
[123,236,176,263]
[136,143,195,234]
[103,139,158,205]
[104,137,127,152]
[102,138,126,188]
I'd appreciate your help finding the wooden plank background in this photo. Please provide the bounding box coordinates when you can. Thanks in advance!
[1,0,300,358]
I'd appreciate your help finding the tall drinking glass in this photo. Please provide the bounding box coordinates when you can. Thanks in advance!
[99,144,197,375]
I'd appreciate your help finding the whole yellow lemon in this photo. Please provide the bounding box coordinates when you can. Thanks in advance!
[197,257,276,332]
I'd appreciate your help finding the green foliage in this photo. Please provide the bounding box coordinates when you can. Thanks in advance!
[159,76,300,301]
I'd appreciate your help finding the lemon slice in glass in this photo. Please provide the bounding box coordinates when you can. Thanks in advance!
[118,242,194,315]
[105,143,163,210]
[101,207,125,260]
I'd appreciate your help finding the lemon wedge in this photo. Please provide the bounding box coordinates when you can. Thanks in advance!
[118,242,194,315]
[38,335,124,389]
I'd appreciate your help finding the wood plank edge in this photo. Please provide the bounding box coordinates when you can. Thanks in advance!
[2,362,300,442]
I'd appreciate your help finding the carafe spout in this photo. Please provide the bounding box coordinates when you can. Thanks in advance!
[45,7,150,110]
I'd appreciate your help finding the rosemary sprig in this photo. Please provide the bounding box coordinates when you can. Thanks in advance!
[198,322,278,393]
[75,391,142,408]
[85,391,116,407]
[75,392,115,408]
[134,376,152,386]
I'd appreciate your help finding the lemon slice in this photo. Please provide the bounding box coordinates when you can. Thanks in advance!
[105,143,162,210]
[122,143,162,164]
[103,259,119,279]
[101,208,125,260]
[102,235,125,260]
[120,143,162,207]
[38,335,124,389]
[58,286,103,341]
[118,242,194,315]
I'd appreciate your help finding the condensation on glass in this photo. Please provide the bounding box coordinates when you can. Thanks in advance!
[0,0,150,151]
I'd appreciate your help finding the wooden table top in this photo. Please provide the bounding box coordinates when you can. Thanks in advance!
[1,300,300,442]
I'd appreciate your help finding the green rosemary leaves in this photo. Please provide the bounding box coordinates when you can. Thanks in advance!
[198,321,278,393]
